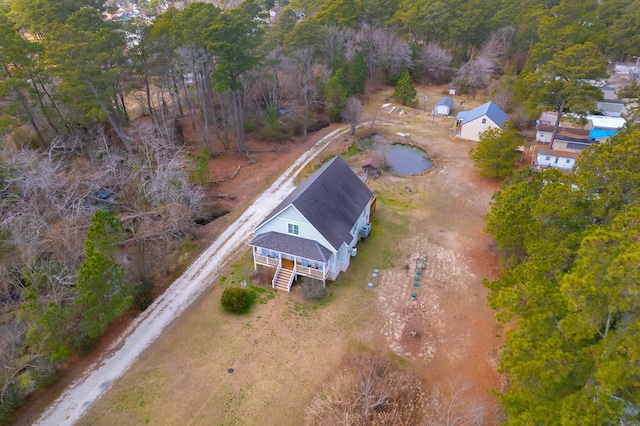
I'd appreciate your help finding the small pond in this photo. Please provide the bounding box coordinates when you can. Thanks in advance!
[358,136,433,175]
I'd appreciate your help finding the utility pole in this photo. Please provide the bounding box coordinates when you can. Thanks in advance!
[423,95,428,111]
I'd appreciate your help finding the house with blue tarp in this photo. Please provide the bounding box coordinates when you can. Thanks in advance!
[536,112,626,151]
[588,116,626,142]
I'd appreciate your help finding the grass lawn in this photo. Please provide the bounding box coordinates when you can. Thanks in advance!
[78,190,410,425]
[78,85,504,424]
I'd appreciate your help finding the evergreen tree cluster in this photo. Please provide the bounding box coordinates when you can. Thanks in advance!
[486,128,640,424]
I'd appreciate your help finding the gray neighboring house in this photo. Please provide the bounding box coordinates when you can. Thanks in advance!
[596,86,625,117]
[249,156,375,291]
[434,97,454,116]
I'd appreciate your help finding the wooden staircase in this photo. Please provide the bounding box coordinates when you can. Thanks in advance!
[273,268,294,292]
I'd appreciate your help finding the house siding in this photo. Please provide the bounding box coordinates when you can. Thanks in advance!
[435,105,451,116]
[348,201,371,246]
[339,243,350,271]
[537,152,576,171]
[435,97,454,116]
[460,118,500,141]
[536,129,553,143]
[256,205,335,251]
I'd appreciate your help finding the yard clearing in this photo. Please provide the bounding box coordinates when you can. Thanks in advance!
[36,86,506,425]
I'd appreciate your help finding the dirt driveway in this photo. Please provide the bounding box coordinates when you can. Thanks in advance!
[32,86,505,425]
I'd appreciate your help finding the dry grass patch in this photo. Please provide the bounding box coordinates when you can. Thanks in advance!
[79,89,504,425]
[78,197,402,425]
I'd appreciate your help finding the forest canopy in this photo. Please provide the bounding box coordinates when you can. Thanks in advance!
[485,127,640,424]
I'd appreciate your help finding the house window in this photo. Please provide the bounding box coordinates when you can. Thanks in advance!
[288,223,299,235]
[545,156,551,161]
[566,159,571,163]
[481,118,487,124]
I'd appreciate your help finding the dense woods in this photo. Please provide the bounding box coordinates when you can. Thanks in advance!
[486,130,640,424]
[1,0,640,423]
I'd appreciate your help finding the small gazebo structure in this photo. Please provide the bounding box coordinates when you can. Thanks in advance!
[361,157,380,181]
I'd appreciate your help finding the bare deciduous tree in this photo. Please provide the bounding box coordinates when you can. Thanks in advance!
[419,43,453,84]
[427,381,492,426]
[483,27,516,71]
[323,25,354,68]
[342,97,362,135]
[283,46,316,142]
[489,80,513,112]
[454,27,516,94]
[248,47,284,119]
[355,24,413,84]
[454,55,495,93]
[305,353,426,425]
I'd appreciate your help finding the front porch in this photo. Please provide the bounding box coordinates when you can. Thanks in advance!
[253,248,330,292]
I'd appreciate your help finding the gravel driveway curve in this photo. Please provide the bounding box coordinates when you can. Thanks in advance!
[35,126,350,426]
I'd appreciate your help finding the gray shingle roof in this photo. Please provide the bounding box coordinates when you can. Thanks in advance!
[256,156,373,251]
[249,232,333,262]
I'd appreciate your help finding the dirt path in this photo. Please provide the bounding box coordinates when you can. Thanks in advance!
[33,125,353,426]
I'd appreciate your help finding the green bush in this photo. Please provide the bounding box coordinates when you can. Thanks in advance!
[220,287,256,314]
[243,119,258,134]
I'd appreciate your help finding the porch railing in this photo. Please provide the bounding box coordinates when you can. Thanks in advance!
[288,263,296,291]
[256,250,329,282]
[256,254,280,267]
[295,264,328,280]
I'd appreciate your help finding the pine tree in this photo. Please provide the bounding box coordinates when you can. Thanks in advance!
[393,69,416,106]
[324,69,349,121]
[348,52,367,95]
[74,210,132,346]
[469,124,522,178]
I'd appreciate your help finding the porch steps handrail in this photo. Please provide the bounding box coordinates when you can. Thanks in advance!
[288,264,297,291]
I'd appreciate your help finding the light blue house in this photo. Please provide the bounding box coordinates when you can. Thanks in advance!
[434,97,454,116]
[250,156,375,291]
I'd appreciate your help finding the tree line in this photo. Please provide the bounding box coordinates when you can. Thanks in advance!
[2,0,640,422]
[485,127,640,424]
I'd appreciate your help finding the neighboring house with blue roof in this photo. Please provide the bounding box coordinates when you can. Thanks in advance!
[249,156,375,292]
[454,101,509,141]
